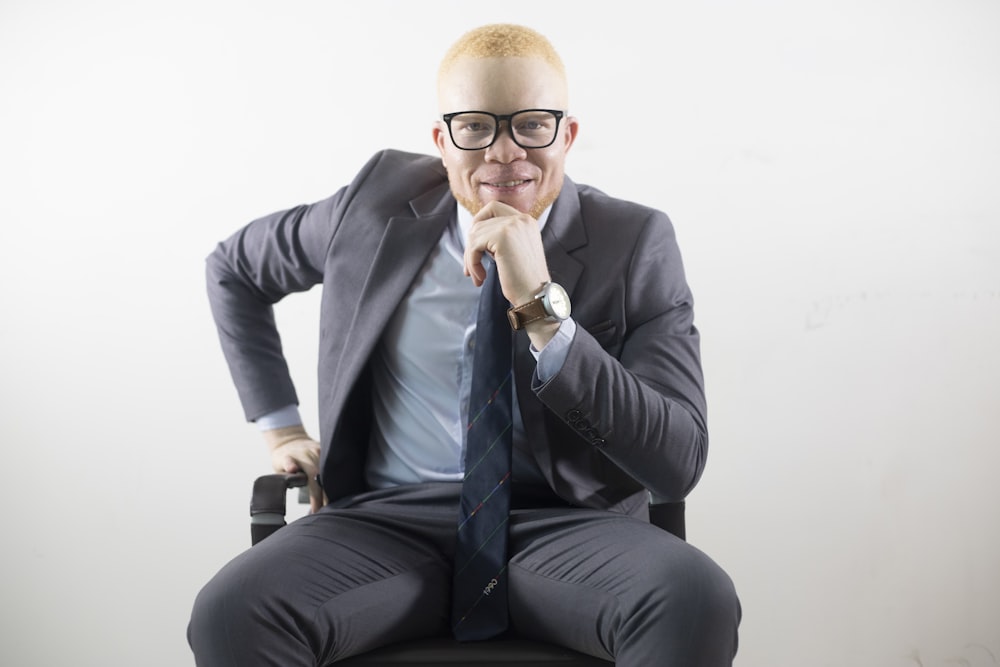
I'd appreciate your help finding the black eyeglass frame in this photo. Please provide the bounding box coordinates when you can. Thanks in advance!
[441,109,566,151]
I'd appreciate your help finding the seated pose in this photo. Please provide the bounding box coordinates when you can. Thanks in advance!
[189,22,741,667]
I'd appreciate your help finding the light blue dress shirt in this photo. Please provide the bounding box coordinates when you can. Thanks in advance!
[257,204,576,488]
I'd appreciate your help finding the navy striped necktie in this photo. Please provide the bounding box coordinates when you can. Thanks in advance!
[452,265,514,641]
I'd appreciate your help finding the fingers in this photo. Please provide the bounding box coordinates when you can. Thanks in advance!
[266,429,321,470]
[307,479,327,514]
[464,204,550,304]
[262,427,328,512]
[464,248,488,285]
[465,203,512,284]
[475,200,519,220]
[279,454,300,474]
[271,444,317,475]
[278,444,328,513]
[287,442,326,512]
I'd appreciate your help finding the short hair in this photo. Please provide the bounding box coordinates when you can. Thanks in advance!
[438,23,566,81]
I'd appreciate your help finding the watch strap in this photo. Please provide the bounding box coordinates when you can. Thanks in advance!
[506,298,548,330]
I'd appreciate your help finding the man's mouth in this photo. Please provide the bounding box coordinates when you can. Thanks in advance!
[486,179,527,188]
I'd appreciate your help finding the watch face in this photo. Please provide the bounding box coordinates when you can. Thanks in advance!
[546,283,571,319]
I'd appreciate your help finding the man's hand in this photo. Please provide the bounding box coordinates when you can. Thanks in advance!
[263,425,327,513]
[464,200,561,348]
[464,201,550,301]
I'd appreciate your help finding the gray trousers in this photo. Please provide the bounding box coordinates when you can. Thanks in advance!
[188,483,740,666]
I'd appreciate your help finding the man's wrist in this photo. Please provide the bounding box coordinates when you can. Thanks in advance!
[255,404,302,431]
[262,424,311,451]
[533,318,575,381]
[525,318,561,350]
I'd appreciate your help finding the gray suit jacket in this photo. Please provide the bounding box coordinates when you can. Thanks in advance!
[207,150,707,516]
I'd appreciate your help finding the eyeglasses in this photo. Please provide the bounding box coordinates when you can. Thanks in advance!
[441,109,565,151]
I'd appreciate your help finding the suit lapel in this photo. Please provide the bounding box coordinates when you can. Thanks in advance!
[331,184,454,402]
[512,179,587,482]
[540,178,586,301]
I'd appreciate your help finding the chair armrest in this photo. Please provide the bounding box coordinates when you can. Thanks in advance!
[648,501,686,541]
[250,473,308,545]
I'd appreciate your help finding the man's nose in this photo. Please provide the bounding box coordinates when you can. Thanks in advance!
[485,121,526,162]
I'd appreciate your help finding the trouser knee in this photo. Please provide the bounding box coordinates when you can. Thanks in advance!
[622,545,741,662]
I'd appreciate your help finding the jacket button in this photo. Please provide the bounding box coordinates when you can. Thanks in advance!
[566,409,582,423]
[593,438,607,447]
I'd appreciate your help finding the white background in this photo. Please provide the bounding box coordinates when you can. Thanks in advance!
[1,1,998,666]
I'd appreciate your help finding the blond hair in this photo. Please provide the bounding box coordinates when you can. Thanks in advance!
[438,23,566,81]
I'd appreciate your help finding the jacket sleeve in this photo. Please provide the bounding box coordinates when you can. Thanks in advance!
[534,208,708,502]
[205,191,344,421]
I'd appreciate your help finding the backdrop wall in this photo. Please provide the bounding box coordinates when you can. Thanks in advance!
[1,1,997,665]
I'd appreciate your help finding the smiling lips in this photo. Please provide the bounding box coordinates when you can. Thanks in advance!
[484,179,529,188]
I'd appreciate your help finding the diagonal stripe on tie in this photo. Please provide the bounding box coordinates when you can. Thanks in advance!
[454,514,509,578]
[457,470,511,533]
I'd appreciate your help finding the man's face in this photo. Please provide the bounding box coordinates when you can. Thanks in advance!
[433,56,578,218]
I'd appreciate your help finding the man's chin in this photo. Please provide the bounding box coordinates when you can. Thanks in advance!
[454,190,556,219]
[481,194,540,217]
[454,193,528,217]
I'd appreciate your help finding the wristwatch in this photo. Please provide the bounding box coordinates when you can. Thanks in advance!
[507,282,572,330]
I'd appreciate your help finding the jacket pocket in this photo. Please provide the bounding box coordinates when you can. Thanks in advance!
[584,319,619,349]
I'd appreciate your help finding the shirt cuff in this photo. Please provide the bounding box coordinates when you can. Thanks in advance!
[255,404,303,431]
[532,318,576,382]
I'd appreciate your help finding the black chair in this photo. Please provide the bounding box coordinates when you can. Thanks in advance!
[250,473,686,666]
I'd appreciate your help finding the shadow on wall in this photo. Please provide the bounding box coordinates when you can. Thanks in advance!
[905,644,998,667]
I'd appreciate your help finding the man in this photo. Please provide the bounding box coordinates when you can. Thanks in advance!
[190,23,740,666]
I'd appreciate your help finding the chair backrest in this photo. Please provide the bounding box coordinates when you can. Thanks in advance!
[649,499,686,540]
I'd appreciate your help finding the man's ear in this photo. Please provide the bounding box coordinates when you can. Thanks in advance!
[561,116,580,153]
[432,121,449,164]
